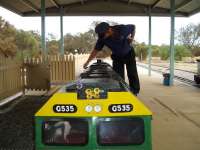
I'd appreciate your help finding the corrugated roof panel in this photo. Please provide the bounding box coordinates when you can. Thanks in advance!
[46,0,57,8]
[29,0,40,8]
[4,0,31,13]
[63,1,145,15]
[178,0,200,13]
[174,0,192,9]
[156,0,170,9]
[29,0,55,9]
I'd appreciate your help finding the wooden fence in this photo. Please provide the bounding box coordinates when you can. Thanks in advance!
[24,57,51,91]
[50,55,75,84]
[23,55,76,89]
[0,54,23,101]
[0,54,76,100]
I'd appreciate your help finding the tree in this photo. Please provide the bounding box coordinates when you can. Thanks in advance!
[152,45,160,57]
[0,16,41,58]
[0,17,17,57]
[135,42,148,61]
[47,40,59,55]
[174,45,191,61]
[159,45,170,60]
[15,30,40,58]
[63,22,114,56]
[64,33,77,54]
[158,44,191,61]
[0,37,17,57]
[63,29,96,54]
[177,23,200,56]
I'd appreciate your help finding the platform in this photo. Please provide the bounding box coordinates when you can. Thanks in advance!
[137,67,200,150]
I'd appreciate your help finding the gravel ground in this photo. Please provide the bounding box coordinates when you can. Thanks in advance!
[0,96,49,150]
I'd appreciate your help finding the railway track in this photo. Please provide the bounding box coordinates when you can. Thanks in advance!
[137,62,200,87]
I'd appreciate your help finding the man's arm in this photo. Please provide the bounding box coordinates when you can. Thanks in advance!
[83,38,104,69]
[127,25,136,43]
[132,25,136,39]
[83,49,99,69]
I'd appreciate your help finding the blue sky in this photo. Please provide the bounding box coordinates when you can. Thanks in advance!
[0,6,200,45]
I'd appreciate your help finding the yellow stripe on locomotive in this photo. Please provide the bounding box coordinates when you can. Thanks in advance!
[36,91,152,117]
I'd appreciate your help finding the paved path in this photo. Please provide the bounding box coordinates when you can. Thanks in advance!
[137,66,200,150]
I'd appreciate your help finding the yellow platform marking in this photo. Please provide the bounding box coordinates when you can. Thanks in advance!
[35,92,152,117]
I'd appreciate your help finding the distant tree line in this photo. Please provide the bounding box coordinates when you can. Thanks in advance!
[135,43,192,61]
[0,16,199,61]
[135,23,200,61]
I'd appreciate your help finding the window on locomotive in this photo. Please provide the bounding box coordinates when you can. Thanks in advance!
[42,119,88,145]
[97,118,145,145]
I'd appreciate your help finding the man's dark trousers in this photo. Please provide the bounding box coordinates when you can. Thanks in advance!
[111,49,140,94]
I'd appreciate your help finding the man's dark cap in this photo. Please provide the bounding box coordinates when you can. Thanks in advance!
[95,22,109,35]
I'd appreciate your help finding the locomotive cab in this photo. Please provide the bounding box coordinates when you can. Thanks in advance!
[35,60,152,150]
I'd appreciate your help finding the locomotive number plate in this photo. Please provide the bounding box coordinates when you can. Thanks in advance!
[53,104,77,113]
[108,104,133,113]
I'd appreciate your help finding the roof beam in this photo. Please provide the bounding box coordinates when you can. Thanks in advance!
[175,0,192,11]
[20,0,39,13]
[151,0,161,8]
[23,3,188,17]
[50,0,59,8]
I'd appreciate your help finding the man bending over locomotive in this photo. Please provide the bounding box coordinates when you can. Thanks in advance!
[83,22,140,95]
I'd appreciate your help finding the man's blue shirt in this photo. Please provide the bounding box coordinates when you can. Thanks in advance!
[95,24,135,57]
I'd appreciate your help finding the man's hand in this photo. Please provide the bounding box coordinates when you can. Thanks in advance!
[127,37,133,43]
[127,34,133,44]
[83,49,98,69]
[83,61,89,69]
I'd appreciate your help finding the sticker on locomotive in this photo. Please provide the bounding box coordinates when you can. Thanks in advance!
[53,104,77,113]
[108,104,133,113]
[77,87,107,99]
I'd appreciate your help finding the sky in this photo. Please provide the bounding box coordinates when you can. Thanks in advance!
[0,6,200,45]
